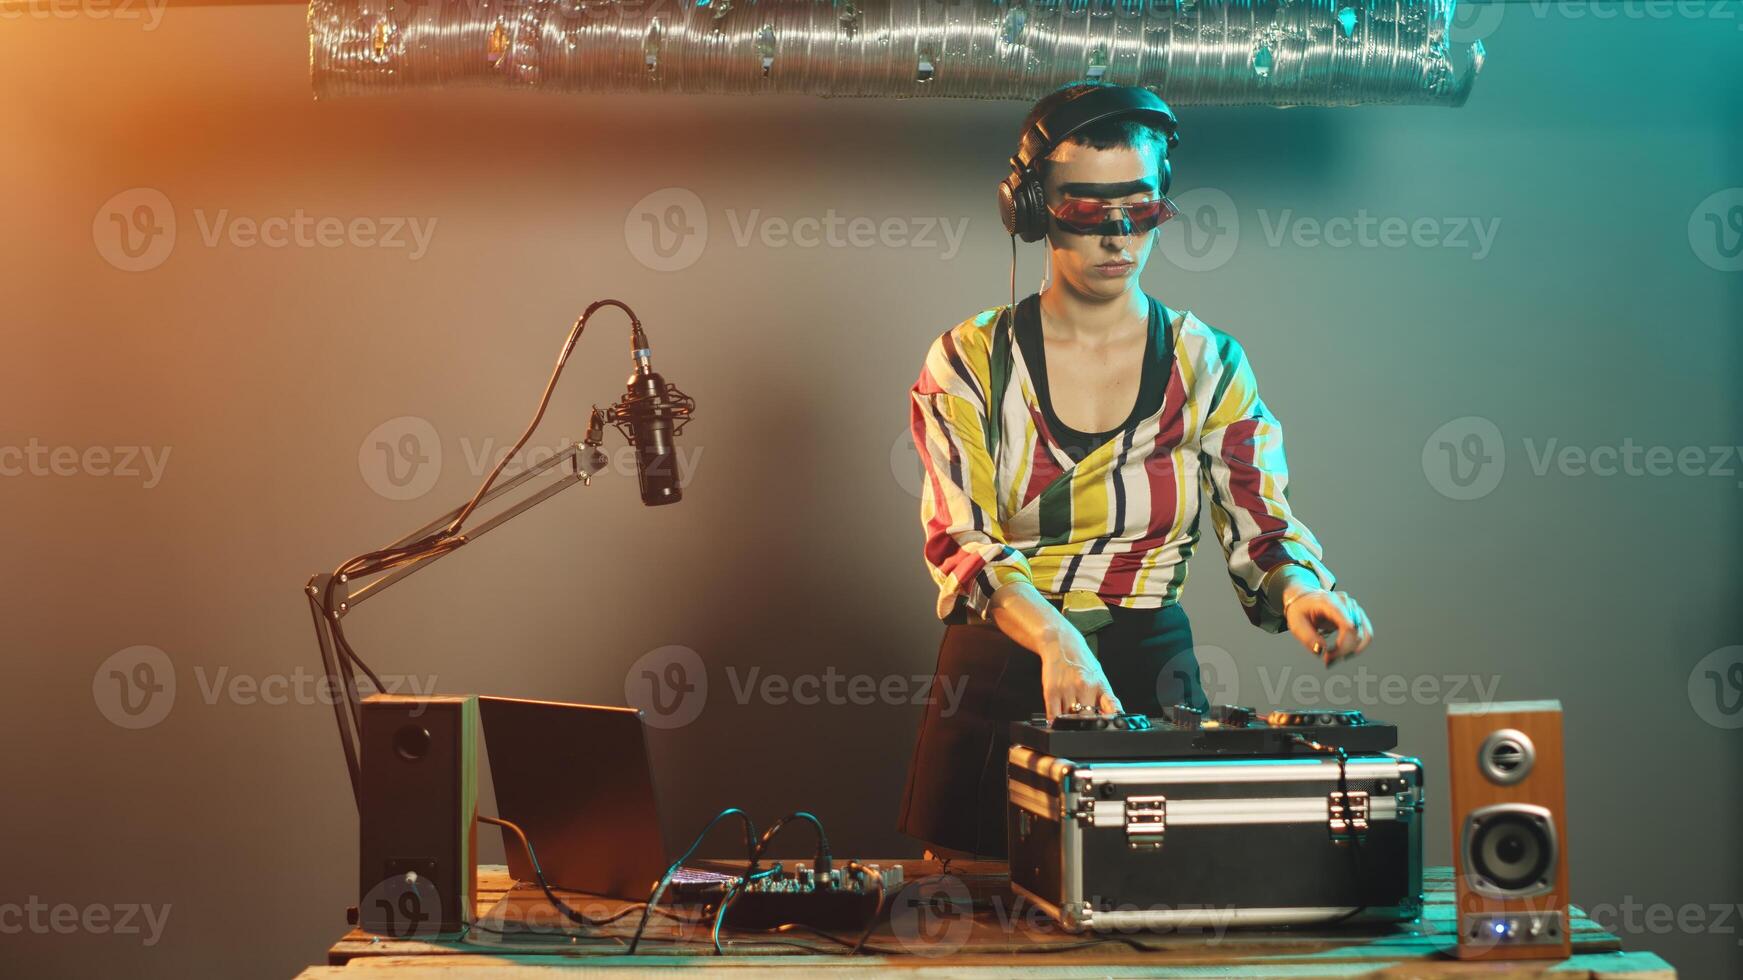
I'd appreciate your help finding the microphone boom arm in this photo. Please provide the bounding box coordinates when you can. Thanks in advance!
[304,433,610,806]
[317,437,610,613]
[304,298,672,808]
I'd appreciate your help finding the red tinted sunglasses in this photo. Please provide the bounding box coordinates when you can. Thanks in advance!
[1047,196,1180,236]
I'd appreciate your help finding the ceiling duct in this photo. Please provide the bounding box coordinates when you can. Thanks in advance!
[309,0,1483,106]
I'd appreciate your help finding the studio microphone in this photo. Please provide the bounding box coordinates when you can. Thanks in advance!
[606,321,696,506]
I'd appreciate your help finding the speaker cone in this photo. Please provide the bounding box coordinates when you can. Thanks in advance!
[1463,804,1557,898]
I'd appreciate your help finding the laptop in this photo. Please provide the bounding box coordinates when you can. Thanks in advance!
[479,695,734,900]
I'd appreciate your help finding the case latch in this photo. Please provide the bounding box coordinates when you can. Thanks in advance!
[1124,795,1167,850]
[1328,790,1370,841]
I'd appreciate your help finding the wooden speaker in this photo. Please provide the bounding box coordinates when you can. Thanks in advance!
[358,694,479,937]
[1446,700,1570,960]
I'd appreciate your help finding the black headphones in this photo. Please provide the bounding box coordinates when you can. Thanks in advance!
[997,85,1180,243]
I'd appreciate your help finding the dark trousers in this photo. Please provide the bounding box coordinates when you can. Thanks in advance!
[896,602,1206,858]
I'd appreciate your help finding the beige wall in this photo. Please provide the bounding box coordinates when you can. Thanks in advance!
[1,6,1738,976]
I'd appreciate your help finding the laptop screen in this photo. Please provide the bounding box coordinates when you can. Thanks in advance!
[478,695,670,900]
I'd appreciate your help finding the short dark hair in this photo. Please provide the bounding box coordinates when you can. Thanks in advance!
[1018,82,1170,184]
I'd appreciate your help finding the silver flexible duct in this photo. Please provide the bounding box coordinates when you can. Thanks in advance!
[309,0,1483,106]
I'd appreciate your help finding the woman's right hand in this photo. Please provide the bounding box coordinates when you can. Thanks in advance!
[1037,632,1123,723]
[985,581,1125,723]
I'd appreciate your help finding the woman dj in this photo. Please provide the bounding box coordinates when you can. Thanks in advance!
[897,82,1374,860]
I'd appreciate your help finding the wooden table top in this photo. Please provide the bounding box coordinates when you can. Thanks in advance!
[304,863,1674,978]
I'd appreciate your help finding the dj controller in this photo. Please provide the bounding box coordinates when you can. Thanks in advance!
[1010,704,1398,759]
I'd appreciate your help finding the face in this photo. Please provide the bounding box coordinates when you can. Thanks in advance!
[1040,141,1168,301]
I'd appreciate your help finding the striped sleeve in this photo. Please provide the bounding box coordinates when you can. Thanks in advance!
[912,323,1034,622]
[1196,330,1336,633]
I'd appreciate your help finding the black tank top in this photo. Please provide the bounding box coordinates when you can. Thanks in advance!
[1013,292,1170,464]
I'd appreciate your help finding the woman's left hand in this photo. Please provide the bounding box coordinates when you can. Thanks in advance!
[1283,589,1373,665]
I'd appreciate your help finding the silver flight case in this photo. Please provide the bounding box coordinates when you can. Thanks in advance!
[1006,744,1425,932]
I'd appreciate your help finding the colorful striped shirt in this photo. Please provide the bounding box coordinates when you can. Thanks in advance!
[910,295,1336,633]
